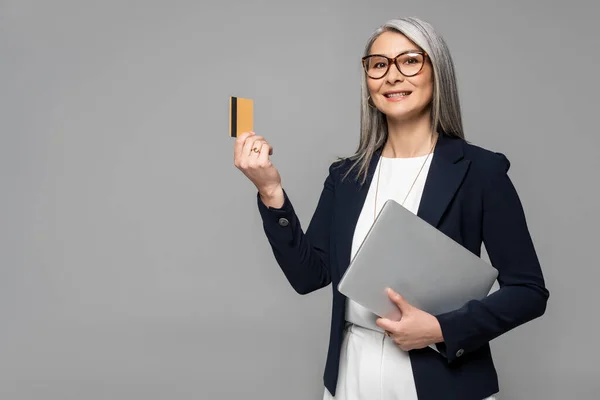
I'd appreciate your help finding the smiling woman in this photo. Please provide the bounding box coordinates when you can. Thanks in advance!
[234,16,549,400]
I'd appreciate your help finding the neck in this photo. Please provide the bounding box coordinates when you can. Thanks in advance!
[382,110,436,158]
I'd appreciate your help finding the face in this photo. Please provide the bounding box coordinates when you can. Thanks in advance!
[365,31,434,122]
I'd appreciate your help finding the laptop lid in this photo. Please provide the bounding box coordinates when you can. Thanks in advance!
[337,199,498,321]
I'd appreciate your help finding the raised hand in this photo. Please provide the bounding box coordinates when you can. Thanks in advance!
[234,131,284,208]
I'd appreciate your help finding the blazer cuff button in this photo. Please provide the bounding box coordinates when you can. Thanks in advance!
[278,218,289,227]
[456,349,464,357]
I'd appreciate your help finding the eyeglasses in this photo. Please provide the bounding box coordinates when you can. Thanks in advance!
[362,51,427,79]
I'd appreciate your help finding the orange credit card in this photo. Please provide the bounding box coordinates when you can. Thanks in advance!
[229,96,253,137]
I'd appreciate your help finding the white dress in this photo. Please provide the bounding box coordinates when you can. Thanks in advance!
[322,154,497,400]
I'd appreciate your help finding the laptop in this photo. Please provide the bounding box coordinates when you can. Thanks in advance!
[337,199,498,321]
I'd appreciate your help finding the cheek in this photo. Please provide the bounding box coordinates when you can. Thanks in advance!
[366,79,381,95]
[412,77,433,100]
[422,82,433,99]
[422,72,434,97]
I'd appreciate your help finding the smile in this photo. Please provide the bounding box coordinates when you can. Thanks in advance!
[383,91,412,101]
[384,91,411,98]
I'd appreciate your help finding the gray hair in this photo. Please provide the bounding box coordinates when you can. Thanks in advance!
[339,17,465,184]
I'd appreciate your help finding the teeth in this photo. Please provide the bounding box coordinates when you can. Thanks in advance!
[385,92,410,98]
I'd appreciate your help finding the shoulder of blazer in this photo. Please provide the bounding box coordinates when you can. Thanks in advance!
[461,140,512,177]
[325,156,358,185]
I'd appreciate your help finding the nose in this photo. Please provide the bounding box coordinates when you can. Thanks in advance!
[386,62,405,83]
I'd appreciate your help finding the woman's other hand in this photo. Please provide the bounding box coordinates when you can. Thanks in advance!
[375,288,444,351]
[234,131,284,208]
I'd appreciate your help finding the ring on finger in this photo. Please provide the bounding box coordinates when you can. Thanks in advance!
[251,139,264,155]
[250,143,261,155]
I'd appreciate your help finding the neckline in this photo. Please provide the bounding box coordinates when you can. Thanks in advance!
[380,152,433,160]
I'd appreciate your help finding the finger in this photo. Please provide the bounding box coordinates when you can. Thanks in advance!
[387,288,411,312]
[242,135,265,158]
[250,140,264,157]
[257,142,272,164]
[375,317,396,332]
[234,131,255,160]
[261,141,273,156]
[397,343,411,352]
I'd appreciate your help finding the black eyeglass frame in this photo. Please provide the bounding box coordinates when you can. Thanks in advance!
[361,50,428,79]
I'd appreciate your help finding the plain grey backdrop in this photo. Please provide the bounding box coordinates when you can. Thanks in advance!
[1,0,598,398]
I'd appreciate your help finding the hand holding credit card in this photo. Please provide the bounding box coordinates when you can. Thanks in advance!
[229,96,270,154]
[231,96,283,207]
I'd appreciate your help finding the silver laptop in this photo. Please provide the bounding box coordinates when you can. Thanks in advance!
[337,199,498,321]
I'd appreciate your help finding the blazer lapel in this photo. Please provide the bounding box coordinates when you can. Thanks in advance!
[334,135,470,280]
[417,134,470,227]
[335,150,381,279]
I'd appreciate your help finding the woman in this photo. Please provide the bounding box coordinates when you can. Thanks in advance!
[233,17,549,400]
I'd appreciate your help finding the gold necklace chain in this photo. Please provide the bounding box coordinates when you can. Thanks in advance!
[374,134,438,221]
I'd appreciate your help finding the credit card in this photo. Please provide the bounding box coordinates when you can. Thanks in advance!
[229,96,253,137]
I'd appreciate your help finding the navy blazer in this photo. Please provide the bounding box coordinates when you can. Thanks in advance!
[256,134,549,399]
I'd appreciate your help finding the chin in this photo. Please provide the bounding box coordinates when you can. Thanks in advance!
[381,108,418,121]
[380,103,428,122]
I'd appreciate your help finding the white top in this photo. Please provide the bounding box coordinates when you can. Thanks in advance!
[345,153,433,331]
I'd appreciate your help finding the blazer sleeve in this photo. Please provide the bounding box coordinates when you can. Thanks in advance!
[433,153,550,362]
[256,162,339,294]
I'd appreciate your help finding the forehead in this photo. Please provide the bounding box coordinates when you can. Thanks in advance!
[369,31,421,56]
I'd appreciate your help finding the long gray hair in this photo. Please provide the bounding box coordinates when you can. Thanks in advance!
[339,17,465,184]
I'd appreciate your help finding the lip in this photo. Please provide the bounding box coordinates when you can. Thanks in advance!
[382,91,412,102]
[383,90,413,96]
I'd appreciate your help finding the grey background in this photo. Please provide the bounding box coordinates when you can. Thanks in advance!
[1,0,598,399]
